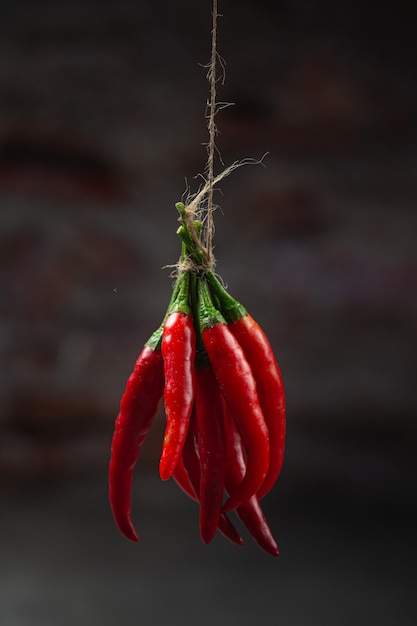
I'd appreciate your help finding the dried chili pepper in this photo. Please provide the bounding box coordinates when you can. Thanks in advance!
[159,271,196,481]
[207,271,286,499]
[198,278,270,512]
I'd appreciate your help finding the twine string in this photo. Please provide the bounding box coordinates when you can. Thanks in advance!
[206,0,218,268]
[178,0,266,274]
[180,0,220,272]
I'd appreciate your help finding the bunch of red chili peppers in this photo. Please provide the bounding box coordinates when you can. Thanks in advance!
[109,204,286,556]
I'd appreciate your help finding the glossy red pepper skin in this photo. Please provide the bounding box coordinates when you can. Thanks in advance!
[229,314,286,499]
[207,272,286,499]
[173,457,197,500]
[180,409,243,546]
[159,273,196,481]
[224,408,279,556]
[109,346,165,542]
[198,280,270,512]
[195,365,228,544]
[202,322,270,511]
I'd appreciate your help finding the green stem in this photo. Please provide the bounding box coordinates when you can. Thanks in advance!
[206,271,247,323]
[168,271,192,316]
[177,225,206,268]
[145,272,186,350]
[176,202,208,269]
[198,278,226,330]
[145,272,191,350]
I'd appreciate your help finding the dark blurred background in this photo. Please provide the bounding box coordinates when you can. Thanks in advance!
[0,0,416,624]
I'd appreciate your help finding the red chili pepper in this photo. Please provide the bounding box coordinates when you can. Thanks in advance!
[224,407,279,556]
[109,344,165,542]
[172,457,197,500]
[195,364,228,544]
[207,271,286,499]
[110,209,284,554]
[159,272,196,481]
[109,277,184,542]
[198,279,270,512]
[229,314,285,499]
[179,407,243,546]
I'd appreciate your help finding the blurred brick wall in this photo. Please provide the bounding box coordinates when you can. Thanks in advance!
[0,0,416,482]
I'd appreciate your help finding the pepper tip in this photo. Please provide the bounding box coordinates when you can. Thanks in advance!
[119,524,139,543]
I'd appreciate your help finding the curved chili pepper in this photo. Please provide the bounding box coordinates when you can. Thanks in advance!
[179,408,243,546]
[224,408,279,556]
[195,364,228,544]
[173,457,197,500]
[160,272,196,481]
[109,277,184,542]
[229,314,285,499]
[109,343,165,542]
[173,455,243,547]
[198,279,270,512]
[207,271,286,499]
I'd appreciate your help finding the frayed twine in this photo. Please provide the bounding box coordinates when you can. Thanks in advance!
[167,0,268,277]
[172,155,268,275]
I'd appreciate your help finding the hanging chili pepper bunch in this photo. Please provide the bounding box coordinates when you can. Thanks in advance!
[109,203,286,556]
